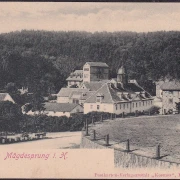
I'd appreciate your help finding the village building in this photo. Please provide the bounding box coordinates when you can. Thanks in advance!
[57,62,154,115]
[66,70,83,88]
[155,79,170,98]
[83,62,109,82]
[84,66,154,114]
[43,103,83,117]
[57,88,95,106]
[26,103,83,117]
[161,81,180,114]
[0,93,15,103]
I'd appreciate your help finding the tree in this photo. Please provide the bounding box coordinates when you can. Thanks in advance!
[0,101,23,133]
[30,91,45,113]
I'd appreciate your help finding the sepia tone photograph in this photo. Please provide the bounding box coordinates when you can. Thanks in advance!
[1,1,180,179]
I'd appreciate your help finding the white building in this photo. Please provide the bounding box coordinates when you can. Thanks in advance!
[26,103,83,117]
[84,66,154,114]
[57,88,95,106]
[161,81,180,114]
[66,70,83,88]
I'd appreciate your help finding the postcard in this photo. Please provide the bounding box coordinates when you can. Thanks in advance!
[0,1,180,179]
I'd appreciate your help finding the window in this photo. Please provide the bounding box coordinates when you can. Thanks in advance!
[90,105,93,109]
[73,99,79,104]
[132,103,134,108]
[115,104,117,110]
[139,102,141,107]
[169,98,173,104]
[84,68,89,71]
[123,104,125,109]
[136,103,137,107]
[146,101,147,106]
[119,104,121,109]
[97,105,100,110]
[84,74,88,78]
[96,94,104,103]
[169,91,173,94]
[143,101,144,106]
[96,97,101,102]
[127,103,128,108]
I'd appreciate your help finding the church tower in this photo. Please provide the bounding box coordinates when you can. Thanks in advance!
[117,66,128,86]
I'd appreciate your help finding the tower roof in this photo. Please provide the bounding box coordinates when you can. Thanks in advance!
[117,66,126,75]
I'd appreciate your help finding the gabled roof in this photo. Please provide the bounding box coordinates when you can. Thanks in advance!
[57,88,89,97]
[0,93,8,101]
[85,83,114,103]
[85,82,153,104]
[44,103,81,112]
[66,70,83,81]
[125,83,144,92]
[74,70,83,74]
[85,62,109,67]
[81,81,106,91]
[69,91,96,101]
[161,81,180,90]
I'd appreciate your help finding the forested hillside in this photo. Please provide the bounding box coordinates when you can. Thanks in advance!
[0,30,180,95]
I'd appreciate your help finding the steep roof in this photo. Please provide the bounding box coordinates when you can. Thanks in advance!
[125,83,144,92]
[74,70,83,74]
[0,93,7,101]
[66,70,83,81]
[161,81,180,90]
[81,81,106,91]
[85,62,109,67]
[44,103,81,112]
[85,82,153,104]
[57,88,89,97]
[85,83,114,103]
[69,91,96,101]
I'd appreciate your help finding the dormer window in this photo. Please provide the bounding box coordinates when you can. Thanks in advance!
[127,93,131,99]
[96,93,104,103]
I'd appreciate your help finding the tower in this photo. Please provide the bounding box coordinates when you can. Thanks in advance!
[117,66,127,86]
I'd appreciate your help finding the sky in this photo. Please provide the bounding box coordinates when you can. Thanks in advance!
[0,2,180,33]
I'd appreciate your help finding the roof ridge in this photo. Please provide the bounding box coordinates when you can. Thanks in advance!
[84,83,108,103]
[106,83,115,103]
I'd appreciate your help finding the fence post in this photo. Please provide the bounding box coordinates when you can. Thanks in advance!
[114,114,116,119]
[135,110,138,117]
[156,144,160,159]
[126,139,130,152]
[83,120,86,130]
[122,112,124,118]
[92,130,96,140]
[101,114,103,122]
[92,116,94,125]
[105,134,109,146]
[85,119,89,136]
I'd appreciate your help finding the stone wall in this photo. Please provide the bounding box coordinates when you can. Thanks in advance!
[80,131,180,169]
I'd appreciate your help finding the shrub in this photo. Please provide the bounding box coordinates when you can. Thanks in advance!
[146,106,160,115]
[48,95,57,101]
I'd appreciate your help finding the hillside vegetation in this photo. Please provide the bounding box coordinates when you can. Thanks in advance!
[0,30,180,95]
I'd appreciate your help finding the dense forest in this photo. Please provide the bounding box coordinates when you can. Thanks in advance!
[0,30,180,96]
